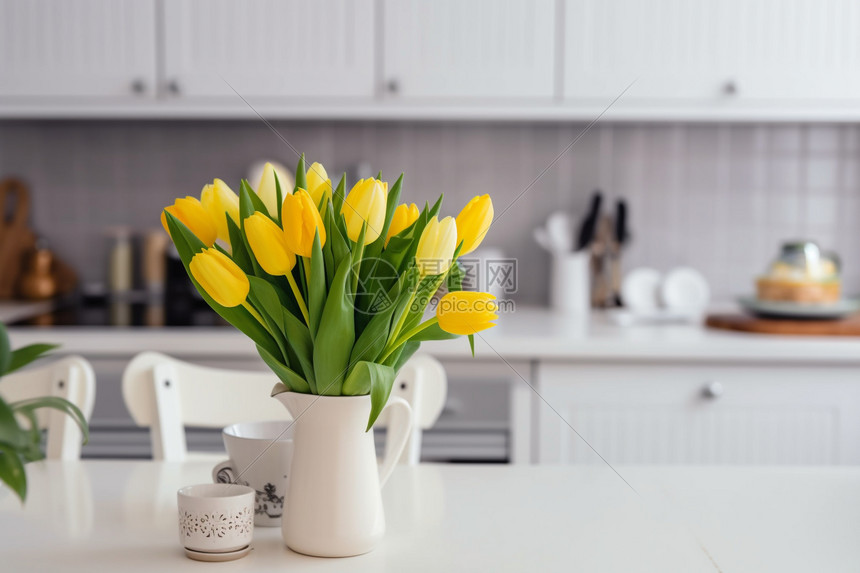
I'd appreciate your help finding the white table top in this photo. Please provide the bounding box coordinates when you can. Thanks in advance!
[1,461,858,572]
[11,307,860,363]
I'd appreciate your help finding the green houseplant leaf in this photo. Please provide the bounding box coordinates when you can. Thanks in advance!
[10,397,89,445]
[313,257,355,396]
[0,324,10,376]
[6,344,59,377]
[0,443,26,502]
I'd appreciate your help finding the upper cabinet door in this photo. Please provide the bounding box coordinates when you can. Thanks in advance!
[382,0,556,100]
[0,0,156,98]
[564,0,860,103]
[162,0,375,99]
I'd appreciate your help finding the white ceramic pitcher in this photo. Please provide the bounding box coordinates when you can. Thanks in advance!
[272,391,413,557]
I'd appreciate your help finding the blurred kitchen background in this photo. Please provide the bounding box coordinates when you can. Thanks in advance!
[4,0,860,464]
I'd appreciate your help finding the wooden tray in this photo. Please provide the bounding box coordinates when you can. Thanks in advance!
[706,313,860,336]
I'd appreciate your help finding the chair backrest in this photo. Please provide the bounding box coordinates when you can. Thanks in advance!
[382,353,447,465]
[122,351,447,463]
[0,355,96,460]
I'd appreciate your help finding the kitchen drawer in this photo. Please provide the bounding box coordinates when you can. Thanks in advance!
[537,362,860,465]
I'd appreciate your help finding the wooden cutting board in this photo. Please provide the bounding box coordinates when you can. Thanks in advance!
[706,313,860,336]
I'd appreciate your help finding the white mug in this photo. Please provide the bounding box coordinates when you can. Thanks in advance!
[212,420,294,527]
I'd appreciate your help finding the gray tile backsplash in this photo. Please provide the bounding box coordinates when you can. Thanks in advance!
[1,120,858,305]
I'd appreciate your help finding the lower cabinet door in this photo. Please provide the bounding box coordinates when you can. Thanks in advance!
[537,362,860,465]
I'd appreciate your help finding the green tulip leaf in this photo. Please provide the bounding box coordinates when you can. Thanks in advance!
[364,362,397,431]
[225,216,254,274]
[391,341,420,372]
[240,179,270,218]
[4,343,58,377]
[274,171,284,222]
[428,194,444,218]
[11,397,89,446]
[0,443,26,502]
[307,231,326,338]
[349,273,408,369]
[322,207,335,288]
[313,258,355,396]
[256,344,310,394]
[164,211,280,359]
[294,154,306,192]
[280,304,316,392]
[246,278,291,369]
[332,174,346,231]
[327,201,351,277]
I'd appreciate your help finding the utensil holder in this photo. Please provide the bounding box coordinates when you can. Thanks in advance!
[550,252,590,314]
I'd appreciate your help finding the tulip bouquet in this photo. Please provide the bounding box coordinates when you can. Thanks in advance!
[162,155,497,429]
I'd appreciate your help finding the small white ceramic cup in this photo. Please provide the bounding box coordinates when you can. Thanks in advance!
[212,420,294,527]
[177,483,255,554]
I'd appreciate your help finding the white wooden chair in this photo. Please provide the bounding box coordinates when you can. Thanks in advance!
[121,351,447,464]
[0,355,96,460]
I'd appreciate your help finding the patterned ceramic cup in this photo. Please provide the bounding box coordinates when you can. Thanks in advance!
[212,420,294,527]
[177,483,255,553]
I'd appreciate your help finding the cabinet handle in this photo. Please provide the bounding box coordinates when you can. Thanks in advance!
[722,80,738,96]
[166,79,181,96]
[130,78,147,95]
[702,381,724,399]
[385,78,400,95]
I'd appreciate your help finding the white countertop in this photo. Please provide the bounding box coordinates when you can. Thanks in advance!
[2,460,858,572]
[9,307,860,364]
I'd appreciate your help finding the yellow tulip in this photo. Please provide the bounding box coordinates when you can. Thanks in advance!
[415,216,457,277]
[385,203,419,246]
[244,212,296,276]
[189,248,249,308]
[161,196,218,247]
[436,291,498,335]
[282,188,326,258]
[341,178,387,245]
[455,194,494,255]
[306,162,332,207]
[200,178,240,244]
[256,162,292,217]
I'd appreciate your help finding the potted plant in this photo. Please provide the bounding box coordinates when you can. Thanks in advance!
[0,323,89,502]
[162,155,498,556]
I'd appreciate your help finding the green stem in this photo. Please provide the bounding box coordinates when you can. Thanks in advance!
[379,317,438,364]
[386,287,417,350]
[284,272,310,326]
[242,301,273,337]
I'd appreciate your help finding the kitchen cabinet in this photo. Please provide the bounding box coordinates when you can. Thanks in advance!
[381,0,556,100]
[161,0,376,99]
[563,0,860,105]
[0,0,157,98]
[537,362,860,465]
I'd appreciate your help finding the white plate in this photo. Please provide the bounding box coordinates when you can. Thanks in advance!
[737,296,860,320]
[661,267,710,313]
[621,268,662,313]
